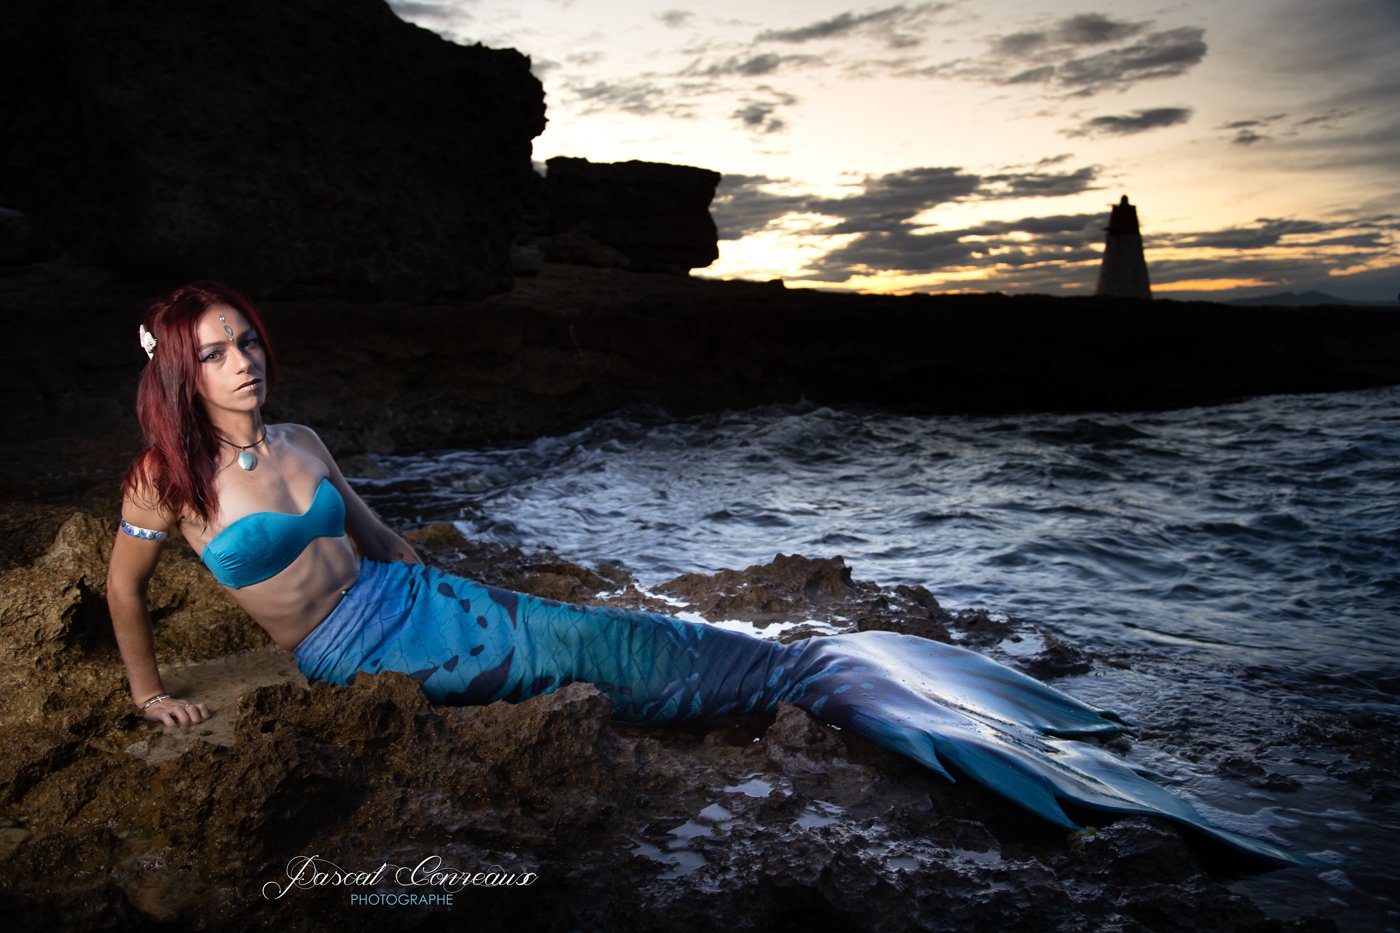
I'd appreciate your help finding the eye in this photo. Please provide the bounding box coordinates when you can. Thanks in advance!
[240,335,261,350]
[200,349,224,363]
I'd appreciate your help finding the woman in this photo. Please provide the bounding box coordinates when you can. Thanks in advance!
[108,281,422,729]
[108,282,1303,865]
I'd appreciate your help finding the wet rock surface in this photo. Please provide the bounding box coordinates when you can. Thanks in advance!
[0,513,1350,931]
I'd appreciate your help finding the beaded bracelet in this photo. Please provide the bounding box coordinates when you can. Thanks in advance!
[139,693,173,711]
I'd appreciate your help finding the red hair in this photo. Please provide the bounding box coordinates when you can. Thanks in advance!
[123,282,279,525]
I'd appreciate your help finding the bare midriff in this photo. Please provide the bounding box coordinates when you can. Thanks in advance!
[215,534,362,651]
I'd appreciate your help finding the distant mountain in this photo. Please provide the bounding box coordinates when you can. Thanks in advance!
[1229,290,1397,307]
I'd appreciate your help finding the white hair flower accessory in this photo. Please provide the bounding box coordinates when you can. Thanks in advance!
[139,324,157,359]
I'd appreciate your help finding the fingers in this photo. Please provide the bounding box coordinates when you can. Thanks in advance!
[143,697,213,729]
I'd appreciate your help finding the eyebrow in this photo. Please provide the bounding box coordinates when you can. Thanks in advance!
[197,327,254,352]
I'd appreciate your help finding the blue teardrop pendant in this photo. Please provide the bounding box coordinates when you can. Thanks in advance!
[237,449,257,471]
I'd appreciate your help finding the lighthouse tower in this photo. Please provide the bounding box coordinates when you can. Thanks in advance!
[1095,195,1152,299]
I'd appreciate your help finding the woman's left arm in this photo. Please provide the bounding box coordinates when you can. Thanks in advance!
[292,424,422,564]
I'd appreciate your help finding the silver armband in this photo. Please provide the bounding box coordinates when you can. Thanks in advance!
[119,518,167,541]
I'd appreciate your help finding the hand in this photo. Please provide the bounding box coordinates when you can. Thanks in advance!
[141,695,212,729]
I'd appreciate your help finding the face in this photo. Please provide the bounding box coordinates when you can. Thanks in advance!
[192,304,267,413]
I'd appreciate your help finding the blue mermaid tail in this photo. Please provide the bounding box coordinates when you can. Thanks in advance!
[294,558,1308,865]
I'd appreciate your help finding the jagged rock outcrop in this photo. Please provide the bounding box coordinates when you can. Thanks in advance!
[0,0,545,297]
[542,157,721,274]
[0,208,48,265]
[0,511,1347,931]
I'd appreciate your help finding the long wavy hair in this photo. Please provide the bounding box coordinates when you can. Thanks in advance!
[123,282,279,525]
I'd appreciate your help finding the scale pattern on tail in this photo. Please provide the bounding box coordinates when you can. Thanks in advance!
[295,558,1308,865]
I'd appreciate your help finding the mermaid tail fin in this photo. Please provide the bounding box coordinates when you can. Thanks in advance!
[299,562,1313,866]
[788,632,1313,865]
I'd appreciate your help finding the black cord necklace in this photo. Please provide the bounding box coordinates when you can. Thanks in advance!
[224,429,267,471]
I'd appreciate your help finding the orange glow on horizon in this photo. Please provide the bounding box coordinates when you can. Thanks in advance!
[1152,278,1273,293]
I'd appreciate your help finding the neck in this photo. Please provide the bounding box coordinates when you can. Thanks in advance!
[209,409,265,450]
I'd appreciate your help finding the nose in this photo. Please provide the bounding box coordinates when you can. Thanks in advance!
[229,341,252,371]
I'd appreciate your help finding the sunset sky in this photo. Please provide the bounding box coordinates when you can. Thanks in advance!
[388,0,1399,302]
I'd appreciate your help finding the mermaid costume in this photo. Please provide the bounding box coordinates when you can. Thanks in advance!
[132,476,1305,865]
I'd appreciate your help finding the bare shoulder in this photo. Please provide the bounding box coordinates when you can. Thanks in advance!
[121,452,176,529]
[276,422,332,456]
[274,423,346,479]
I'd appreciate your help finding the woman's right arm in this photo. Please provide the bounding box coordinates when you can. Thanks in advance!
[106,490,210,728]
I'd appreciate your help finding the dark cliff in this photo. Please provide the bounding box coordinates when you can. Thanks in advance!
[4,260,1399,514]
[539,157,721,274]
[0,0,545,298]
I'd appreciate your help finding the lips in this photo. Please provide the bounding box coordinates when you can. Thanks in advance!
[236,378,261,391]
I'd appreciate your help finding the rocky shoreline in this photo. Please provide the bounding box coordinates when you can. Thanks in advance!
[5,258,1400,510]
[0,512,1333,931]
[3,259,1392,929]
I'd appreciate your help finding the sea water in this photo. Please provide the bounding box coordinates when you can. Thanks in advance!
[354,385,1400,927]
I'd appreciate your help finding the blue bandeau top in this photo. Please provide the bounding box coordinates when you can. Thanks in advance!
[200,477,346,589]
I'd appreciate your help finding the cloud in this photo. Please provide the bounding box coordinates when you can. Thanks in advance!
[1052,27,1207,93]
[710,167,984,240]
[808,227,975,277]
[733,102,785,134]
[1157,217,1399,250]
[800,210,1400,295]
[705,53,782,76]
[724,85,799,134]
[694,52,822,77]
[1003,65,1058,85]
[1055,13,1146,45]
[1221,115,1285,130]
[918,18,1209,97]
[715,172,1398,298]
[712,166,1106,284]
[981,166,1100,197]
[710,175,811,239]
[1293,108,1356,129]
[757,4,946,48]
[805,212,1103,280]
[1218,115,1277,145]
[996,13,1146,55]
[808,167,983,233]
[571,80,684,116]
[656,9,694,28]
[712,164,1099,241]
[994,31,1050,56]
[1068,107,1193,137]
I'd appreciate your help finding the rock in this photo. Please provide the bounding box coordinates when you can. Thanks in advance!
[1014,630,1095,679]
[762,703,849,771]
[657,553,858,624]
[0,508,266,715]
[1067,818,1201,886]
[0,513,1342,930]
[947,607,1014,647]
[542,157,721,274]
[5,264,1400,492]
[544,224,635,270]
[0,0,544,297]
[857,583,954,642]
[0,206,48,265]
